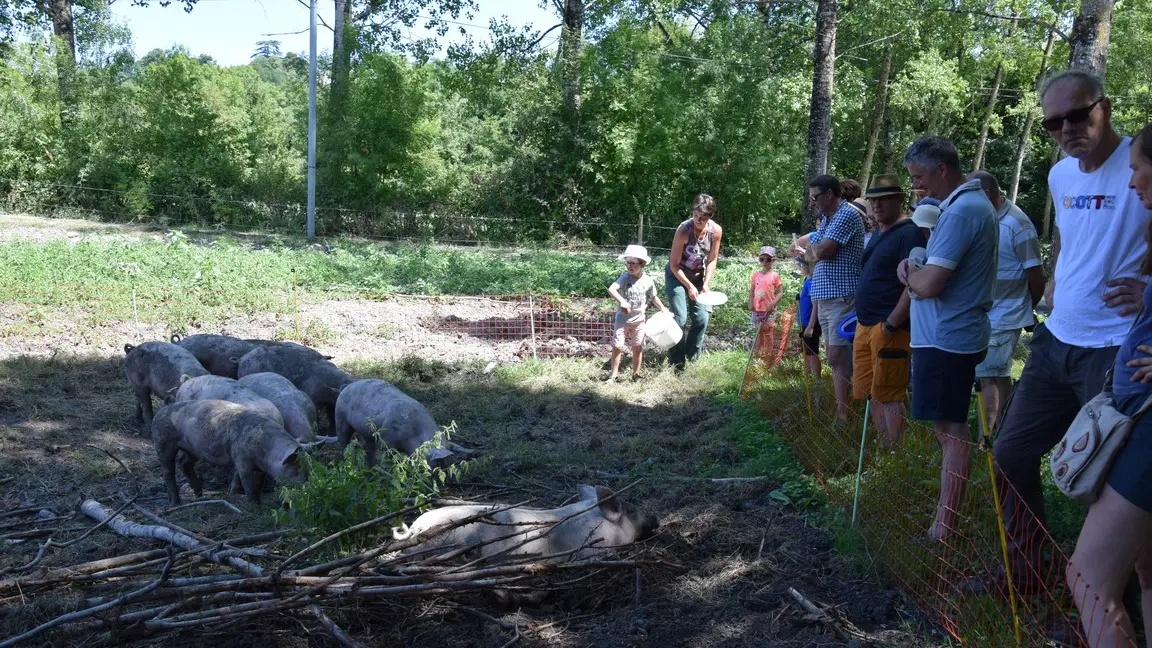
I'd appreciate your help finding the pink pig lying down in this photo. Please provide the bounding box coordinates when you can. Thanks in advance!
[392,485,659,563]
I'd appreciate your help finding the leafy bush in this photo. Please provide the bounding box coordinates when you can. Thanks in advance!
[274,425,473,555]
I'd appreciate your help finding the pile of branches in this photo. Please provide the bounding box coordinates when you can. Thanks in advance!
[0,497,674,647]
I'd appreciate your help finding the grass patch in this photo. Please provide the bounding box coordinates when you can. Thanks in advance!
[0,233,806,332]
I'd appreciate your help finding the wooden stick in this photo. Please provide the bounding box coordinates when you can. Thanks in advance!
[83,444,133,476]
[163,499,242,515]
[0,507,40,520]
[307,605,369,648]
[787,586,827,619]
[0,541,49,578]
[0,552,175,648]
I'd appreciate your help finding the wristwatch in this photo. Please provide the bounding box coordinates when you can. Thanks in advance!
[883,321,898,333]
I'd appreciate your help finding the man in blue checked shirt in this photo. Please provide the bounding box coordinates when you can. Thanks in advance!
[805,175,866,421]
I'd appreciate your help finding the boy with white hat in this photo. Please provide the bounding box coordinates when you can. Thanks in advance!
[607,245,668,381]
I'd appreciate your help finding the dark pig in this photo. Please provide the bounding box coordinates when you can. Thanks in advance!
[151,400,307,505]
[172,375,285,426]
[238,372,318,442]
[170,334,258,378]
[243,339,332,360]
[124,342,209,428]
[236,345,352,430]
[391,485,659,562]
[335,379,452,465]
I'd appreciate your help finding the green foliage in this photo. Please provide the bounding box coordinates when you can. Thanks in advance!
[4,0,1152,247]
[274,426,473,554]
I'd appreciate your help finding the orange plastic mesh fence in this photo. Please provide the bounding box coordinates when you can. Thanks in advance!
[740,348,1140,647]
[0,283,622,360]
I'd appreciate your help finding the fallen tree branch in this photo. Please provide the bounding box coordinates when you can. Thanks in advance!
[129,502,215,545]
[0,550,175,648]
[80,500,262,577]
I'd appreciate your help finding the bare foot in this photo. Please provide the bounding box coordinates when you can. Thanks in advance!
[928,515,953,543]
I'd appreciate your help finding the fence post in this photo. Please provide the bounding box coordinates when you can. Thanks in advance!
[803,370,814,423]
[292,268,300,340]
[977,385,1024,646]
[738,321,763,398]
[637,211,644,245]
[851,399,870,525]
[132,284,139,334]
[528,295,538,360]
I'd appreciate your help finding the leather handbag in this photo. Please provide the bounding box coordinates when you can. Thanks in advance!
[1049,379,1148,504]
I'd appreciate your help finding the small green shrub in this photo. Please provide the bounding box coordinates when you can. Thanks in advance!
[274,424,473,555]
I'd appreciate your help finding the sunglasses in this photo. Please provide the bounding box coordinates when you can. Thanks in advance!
[1042,98,1102,132]
[759,256,774,262]
[625,260,645,266]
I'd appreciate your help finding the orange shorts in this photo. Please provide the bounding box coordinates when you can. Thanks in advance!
[852,322,911,402]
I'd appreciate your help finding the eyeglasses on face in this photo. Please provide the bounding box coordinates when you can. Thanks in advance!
[1042,98,1103,132]
[808,188,827,202]
[625,260,645,266]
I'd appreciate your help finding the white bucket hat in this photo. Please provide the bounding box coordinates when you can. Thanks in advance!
[911,204,941,230]
[618,244,651,264]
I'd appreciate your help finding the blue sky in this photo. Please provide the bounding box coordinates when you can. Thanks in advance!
[108,0,559,66]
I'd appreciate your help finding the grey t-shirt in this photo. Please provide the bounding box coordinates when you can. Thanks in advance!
[614,272,657,325]
[910,180,998,354]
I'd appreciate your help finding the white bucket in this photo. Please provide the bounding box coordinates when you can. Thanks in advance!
[643,311,683,350]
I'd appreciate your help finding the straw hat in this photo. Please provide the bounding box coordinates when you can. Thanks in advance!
[864,174,905,199]
[618,244,651,263]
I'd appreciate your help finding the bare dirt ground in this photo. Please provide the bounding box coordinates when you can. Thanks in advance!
[0,215,943,647]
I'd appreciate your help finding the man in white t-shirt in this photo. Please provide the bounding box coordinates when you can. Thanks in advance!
[967,170,1046,432]
[979,71,1152,594]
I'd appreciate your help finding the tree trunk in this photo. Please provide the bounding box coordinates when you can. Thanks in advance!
[804,0,836,188]
[972,62,1003,171]
[858,44,892,189]
[1068,0,1114,75]
[560,0,583,139]
[1042,145,1060,240]
[47,0,77,133]
[881,116,898,174]
[1009,26,1056,202]
[323,0,352,188]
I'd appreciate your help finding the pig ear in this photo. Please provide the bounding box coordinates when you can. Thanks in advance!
[595,486,622,522]
[576,484,598,502]
[427,447,453,461]
[180,374,192,383]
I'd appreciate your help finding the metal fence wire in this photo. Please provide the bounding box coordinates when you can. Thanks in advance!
[739,327,1142,648]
